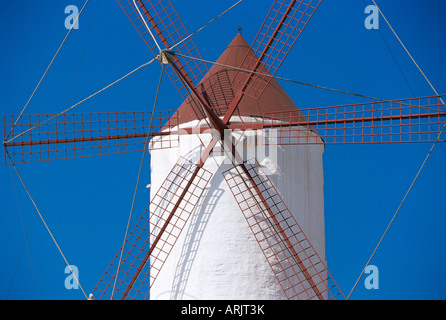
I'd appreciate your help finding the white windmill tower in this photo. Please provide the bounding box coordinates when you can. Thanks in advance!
[4,0,444,300]
[148,33,327,300]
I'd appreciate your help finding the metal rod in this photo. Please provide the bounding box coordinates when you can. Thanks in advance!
[5,110,443,148]
[134,0,198,88]
[133,0,162,51]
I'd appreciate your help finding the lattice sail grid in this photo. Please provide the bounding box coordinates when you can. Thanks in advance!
[92,157,212,300]
[117,0,208,99]
[3,110,179,164]
[263,95,446,145]
[223,159,344,300]
[232,0,321,99]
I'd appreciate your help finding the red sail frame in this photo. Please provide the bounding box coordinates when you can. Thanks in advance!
[92,156,212,300]
[117,0,209,100]
[223,158,344,300]
[231,0,322,100]
[3,110,179,164]
[262,95,446,145]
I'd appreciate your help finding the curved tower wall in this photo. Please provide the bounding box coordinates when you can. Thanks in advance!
[149,118,325,300]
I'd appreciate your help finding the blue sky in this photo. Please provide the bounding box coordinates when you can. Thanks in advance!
[1,0,445,300]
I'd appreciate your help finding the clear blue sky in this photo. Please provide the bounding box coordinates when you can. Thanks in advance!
[1,0,445,300]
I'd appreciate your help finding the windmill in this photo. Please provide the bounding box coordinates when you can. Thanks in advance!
[3,0,445,300]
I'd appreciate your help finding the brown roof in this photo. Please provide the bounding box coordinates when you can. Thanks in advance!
[169,33,305,127]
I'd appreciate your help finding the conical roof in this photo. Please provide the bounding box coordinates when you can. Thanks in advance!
[171,33,302,126]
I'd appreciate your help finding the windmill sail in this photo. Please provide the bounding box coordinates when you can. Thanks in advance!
[262,95,446,145]
[93,156,212,300]
[3,110,179,164]
[117,0,209,100]
[231,0,322,100]
[223,159,344,300]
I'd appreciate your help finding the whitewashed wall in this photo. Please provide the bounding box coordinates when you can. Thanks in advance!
[149,119,325,300]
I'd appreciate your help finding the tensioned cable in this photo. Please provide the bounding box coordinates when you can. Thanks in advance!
[6,150,88,300]
[5,0,90,142]
[176,53,385,101]
[347,122,446,299]
[347,1,445,299]
[4,57,158,145]
[361,0,417,98]
[7,167,39,299]
[370,0,445,109]
[65,0,102,108]
[171,0,243,51]
[133,0,161,51]
[110,65,165,300]
[7,1,101,299]
[175,53,444,113]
